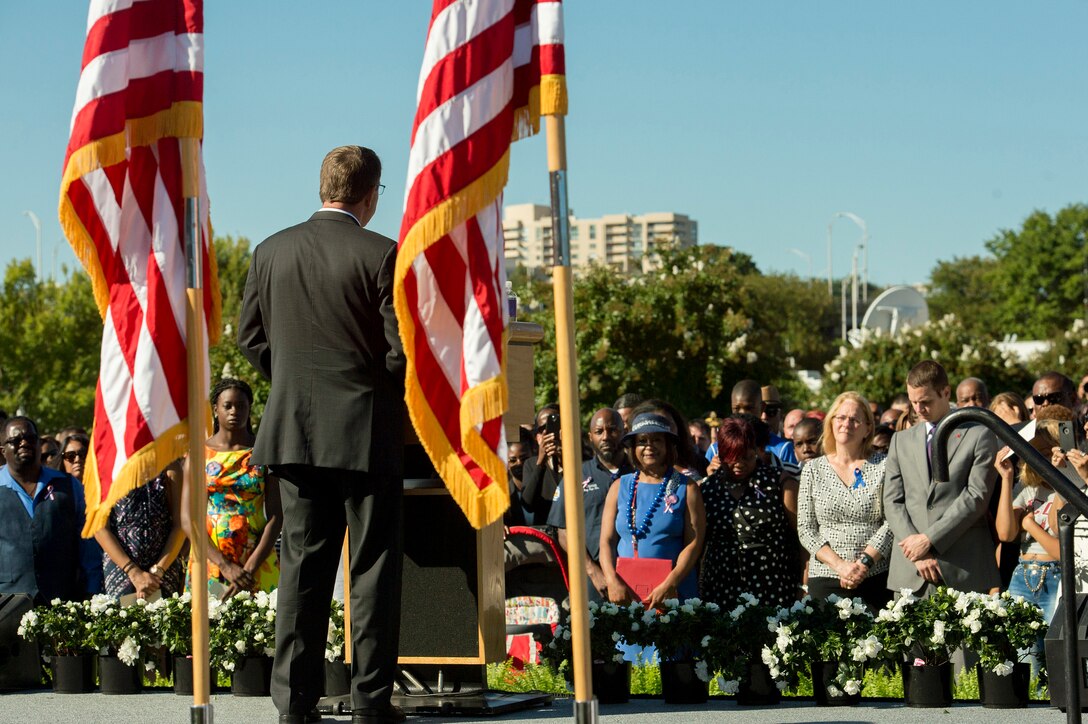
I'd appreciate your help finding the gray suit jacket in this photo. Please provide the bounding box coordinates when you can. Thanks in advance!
[882,420,999,593]
[238,210,407,475]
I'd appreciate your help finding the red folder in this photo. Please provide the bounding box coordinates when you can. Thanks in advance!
[616,556,672,603]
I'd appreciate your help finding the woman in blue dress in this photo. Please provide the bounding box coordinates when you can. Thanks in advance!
[599,412,706,609]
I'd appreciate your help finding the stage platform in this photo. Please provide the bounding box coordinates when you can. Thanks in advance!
[0,690,1072,724]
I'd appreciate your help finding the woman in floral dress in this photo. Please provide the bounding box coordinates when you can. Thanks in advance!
[182,378,281,597]
[699,416,800,609]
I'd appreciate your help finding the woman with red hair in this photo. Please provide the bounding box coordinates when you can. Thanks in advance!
[699,416,800,608]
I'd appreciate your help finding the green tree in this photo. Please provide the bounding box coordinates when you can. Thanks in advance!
[927,255,1002,337]
[819,314,1034,408]
[927,205,1088,339]
[207,235,270,423]
[983,205,1088,338]
[523,245,835,419]
[0,260,101,431]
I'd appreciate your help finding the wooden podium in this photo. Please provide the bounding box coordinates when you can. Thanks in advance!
[392,322,550,714]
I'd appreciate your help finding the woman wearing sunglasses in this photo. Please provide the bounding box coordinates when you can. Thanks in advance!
[59,433,90,481]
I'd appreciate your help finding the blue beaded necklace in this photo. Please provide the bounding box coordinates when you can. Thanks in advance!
[628,468,673,553]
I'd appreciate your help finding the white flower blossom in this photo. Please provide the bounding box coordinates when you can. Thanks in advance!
[719,677,740,694]
[844,679,861,695]
[993,661,1014,677]
[611,632,622,643]
[613,653,625,663]
[118,637,140,666]
[694,660,709,682]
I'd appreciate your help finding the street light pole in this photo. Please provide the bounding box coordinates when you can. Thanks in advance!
[23,210,42,284]
[828,212,868,303]
[788,248,813,278]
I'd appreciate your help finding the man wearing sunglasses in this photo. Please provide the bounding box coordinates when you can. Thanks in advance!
[0,416,98,603]
[1032,372,1077,414]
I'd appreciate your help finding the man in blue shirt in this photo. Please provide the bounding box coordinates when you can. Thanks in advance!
[705,380,799,466]
[0,416,101,602]
[547,408,633,600]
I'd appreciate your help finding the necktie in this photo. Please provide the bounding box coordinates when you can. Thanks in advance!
[926,426,934,477]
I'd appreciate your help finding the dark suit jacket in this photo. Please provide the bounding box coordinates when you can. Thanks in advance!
[238,209,406,475]
[883,420,999,593]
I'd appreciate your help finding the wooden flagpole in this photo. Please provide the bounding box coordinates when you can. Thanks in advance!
[546,115,597,723]
[181,137,213,723]
[342,533,352,665]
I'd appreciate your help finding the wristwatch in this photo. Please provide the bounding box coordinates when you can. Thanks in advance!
[149,564,165,577]
[858,553,875,569]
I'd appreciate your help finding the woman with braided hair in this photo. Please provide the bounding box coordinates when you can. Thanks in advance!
[181,378,282,596]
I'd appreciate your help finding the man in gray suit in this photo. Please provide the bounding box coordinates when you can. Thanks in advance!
[239,146,406,724]
[883,360,999,595]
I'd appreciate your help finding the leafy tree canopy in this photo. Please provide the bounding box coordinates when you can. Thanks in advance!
[522,245,838,420]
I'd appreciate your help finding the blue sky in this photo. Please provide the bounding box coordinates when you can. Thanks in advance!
[2,1,1086,287]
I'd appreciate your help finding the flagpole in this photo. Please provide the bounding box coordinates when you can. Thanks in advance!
[181,137,213,724]
[545,114,597,724]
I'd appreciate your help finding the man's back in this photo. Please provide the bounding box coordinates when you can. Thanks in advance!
[239,210,406,474]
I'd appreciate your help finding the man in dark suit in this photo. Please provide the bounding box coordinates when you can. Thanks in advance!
[239,145,406,724]
[883,360,999,595]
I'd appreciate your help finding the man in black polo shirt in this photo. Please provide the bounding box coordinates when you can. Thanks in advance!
[547,408,632,601]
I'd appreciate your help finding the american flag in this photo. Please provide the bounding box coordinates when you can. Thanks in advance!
[396,0,567,528]
[58,0,220,534]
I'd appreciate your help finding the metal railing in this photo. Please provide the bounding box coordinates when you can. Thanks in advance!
[933,407,1088,722]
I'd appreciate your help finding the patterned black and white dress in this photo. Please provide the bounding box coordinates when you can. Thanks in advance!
[102,473,184,597]
[699,462,800,609]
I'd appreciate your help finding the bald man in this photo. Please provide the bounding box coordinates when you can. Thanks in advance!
[547,408,633,600]
[955,377,990,408]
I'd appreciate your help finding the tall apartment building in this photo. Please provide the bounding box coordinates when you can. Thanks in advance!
[502,203,698,275]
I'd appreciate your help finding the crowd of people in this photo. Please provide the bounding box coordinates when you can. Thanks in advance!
[5,354,1088,684]
[0,377,280,607]
[515,362,1088,669]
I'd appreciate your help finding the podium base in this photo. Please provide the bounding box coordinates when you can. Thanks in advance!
[317,663,552,716]
[317,691,551,717]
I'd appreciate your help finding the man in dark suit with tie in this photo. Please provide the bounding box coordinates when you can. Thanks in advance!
[883,360,999,596]
[239,145,406,724]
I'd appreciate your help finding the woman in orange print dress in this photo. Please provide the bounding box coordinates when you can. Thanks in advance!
[182,378,282,597]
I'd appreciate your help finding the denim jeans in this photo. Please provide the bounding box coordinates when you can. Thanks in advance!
[1007,559,1061,685]
[1007,560,1061,622]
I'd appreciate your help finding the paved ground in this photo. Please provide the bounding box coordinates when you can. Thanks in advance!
[0,690,1077,724]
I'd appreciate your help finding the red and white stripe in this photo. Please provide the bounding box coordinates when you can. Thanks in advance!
[60,0,215,532]
[397,0,565,527]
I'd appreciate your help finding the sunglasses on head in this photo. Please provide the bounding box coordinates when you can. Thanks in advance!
[1032,391,1063,406]
[62,449,87,463]
[3,433,38,448]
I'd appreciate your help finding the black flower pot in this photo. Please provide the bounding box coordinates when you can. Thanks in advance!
[592,661,631,705]
[173,655,193,695]
[231,655,273,696]
[324,660,350,698]
[737,661,781,706]
[977,662,1030,709]
[811,660,861,706]
[901,661,953,708]
[51,654,96,694]
[660,660,709,705]
[99,654,143,695]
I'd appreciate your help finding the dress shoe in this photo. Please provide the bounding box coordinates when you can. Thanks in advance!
[351,704,406,724]
[278,711,321,724]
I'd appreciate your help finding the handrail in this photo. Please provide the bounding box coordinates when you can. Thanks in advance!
[933,407,1088,722]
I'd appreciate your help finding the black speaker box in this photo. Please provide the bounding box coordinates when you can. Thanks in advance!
[0,593,41,690]
[1044,592,1088,711]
